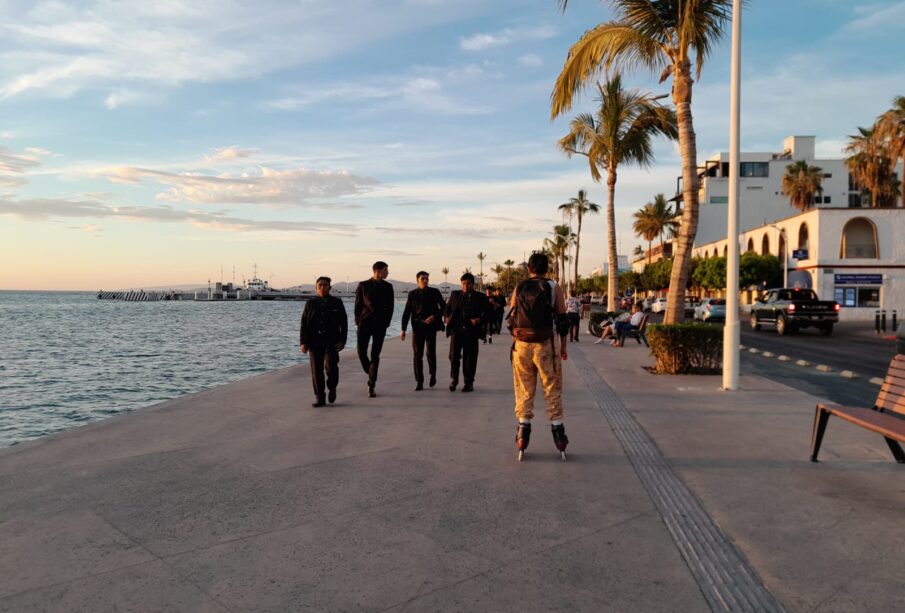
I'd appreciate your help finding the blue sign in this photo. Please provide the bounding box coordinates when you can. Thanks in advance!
[835,274,882,285]
[792,249,808,260]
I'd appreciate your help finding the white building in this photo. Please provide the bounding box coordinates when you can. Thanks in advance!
[591,256,631,277]
[687,136,905,320]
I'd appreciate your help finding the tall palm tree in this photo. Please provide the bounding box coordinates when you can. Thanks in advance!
[491,263,504,287]
[650,193,679,249]
[476,252,487,289]
[557,75,677,312]
[552,0,733,322]
[503,259,515,292]
[558,189,601,293]
[845,125,898,208]
[544,224,573,284]
[878,96,905,207]
[441,266,450,286]
[632,203,660,265]
[781,160,823,211]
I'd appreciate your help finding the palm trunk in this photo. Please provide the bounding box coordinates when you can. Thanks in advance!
[606,169,618,312]
[665,62,699,324]
[573,213,582,293]
[647,239,652,265]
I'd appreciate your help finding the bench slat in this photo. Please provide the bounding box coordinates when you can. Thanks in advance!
[820,405,905,441]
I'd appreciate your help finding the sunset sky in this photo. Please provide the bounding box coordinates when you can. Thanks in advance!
[1,0,903,290]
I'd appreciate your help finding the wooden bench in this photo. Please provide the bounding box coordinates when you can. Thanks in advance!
[617,313,650,348]
[811,354,905,463]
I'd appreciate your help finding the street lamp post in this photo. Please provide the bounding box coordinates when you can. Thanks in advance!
[723,0,742,391]
[770,224,788,287]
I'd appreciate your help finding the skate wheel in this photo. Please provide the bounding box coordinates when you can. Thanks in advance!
[518,450,525,462]
[560,451,567,462]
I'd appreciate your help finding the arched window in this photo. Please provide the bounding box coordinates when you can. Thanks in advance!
[723,245,728,257]
[840,217,879,259]
[761,234,770,255]
[778,233,786,260]
[712,248,718,258]
[747,238,754,253]
[798,222,809,249]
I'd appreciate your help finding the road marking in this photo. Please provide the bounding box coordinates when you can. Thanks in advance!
[839,370,859,379]
[761,351,775,358]
[777,355,791,361]
[796,359,811,367]
[816,364,832,372]
[748,348,760,354]
[870,377,885,386]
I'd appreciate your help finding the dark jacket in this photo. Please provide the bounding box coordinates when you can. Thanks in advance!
[300,295,348,349]
[401,287,446,333]
[354,278,394,328]
[444,290,489,338]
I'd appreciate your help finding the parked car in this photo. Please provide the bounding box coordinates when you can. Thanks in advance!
[650,297,667,313]
[684,296,701,319]
[750,288,840,336]
[699,299,726,323]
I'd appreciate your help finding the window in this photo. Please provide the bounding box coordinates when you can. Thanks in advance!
[740,162,769,177]
[848,193,864,208]
[823,173,833,179]
[840,217,879,259]
[761,234,770,255]
[709,196,728,204]
[835,287,881,308]
[747,238,755,253]
[823,196,831,205]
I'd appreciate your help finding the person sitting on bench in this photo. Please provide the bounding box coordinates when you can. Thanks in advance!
[594,310,630,345]
[613,304,644,347]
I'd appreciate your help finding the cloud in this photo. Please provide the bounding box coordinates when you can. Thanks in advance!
[100,165,378,207]
[518,53,543,68]
[0,196,359,235]
[0,0,489,104]
[202,146,259,164]
[847,2,905,31]
[0,146,44,186]
[459,25,556,51]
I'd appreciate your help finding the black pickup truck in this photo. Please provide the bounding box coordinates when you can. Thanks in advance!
[749,288,840,336]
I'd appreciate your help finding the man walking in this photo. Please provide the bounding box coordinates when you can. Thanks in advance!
[443,272,489,393]
[354,261,394,398]
[508,253,571,461]
[401,271,446,390]
[300,277,348,407]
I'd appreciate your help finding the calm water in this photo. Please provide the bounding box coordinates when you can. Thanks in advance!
[0,291,405,447]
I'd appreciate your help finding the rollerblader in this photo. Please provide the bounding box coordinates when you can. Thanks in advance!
[508,253,571,461]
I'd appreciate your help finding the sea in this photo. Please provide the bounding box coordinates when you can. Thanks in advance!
[0,291,406,448]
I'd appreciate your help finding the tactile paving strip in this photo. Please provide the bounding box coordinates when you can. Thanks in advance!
[572,347,786,613]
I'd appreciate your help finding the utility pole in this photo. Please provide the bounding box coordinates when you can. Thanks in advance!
[723,0,742,391]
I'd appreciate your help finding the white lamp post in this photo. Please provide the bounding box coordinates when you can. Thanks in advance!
[723,0,742,391]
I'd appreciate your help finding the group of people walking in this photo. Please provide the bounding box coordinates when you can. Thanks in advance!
[299,254,573,460]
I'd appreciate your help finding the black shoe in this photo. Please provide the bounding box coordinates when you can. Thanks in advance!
[415,382,424,391]
[462,384,474,393]
[368,385,377,398]
[328,389,336,404]
[429,374,437,388]
[312,398,326,407]
[449,381,457,392]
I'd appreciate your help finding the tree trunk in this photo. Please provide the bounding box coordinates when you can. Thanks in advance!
[574,213,582,293]
[665,61,699,324]
[606,169,618,312]
[647,240,652,265]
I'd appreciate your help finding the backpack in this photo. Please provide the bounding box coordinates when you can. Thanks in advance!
[509,278,555,342]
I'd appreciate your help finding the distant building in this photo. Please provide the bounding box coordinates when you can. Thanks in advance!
[591,256,631,277]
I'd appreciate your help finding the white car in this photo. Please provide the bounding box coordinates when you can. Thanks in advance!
[694,298,717,320]
[650,298,667,313]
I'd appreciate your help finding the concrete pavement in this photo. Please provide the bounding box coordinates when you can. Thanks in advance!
[1,327,904,612]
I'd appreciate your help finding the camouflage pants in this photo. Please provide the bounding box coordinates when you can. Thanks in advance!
[512,339,563,421]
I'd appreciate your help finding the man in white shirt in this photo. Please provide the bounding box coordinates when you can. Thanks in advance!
[613,304,644,347]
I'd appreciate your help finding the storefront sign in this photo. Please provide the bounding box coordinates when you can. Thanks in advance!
[834,274,883,285]
[792,249,808,260]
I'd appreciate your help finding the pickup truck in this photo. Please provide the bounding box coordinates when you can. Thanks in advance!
[750,288,840,336]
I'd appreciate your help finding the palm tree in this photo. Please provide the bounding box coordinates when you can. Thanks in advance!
[845,125,898,207]
[441,266,450,286]
[544,224,573,284]
[781,160,823,211]
[552,0,733,322]
[556,76,677,312]
[476,252,487,289]
[878,96,905,207]
[558,189,600,293]
[491,264,504,287]
[650,193,679,249]
[503,259,515,292]
[632,203,660,265]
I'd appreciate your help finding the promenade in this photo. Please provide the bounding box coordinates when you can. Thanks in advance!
[2,328,904,612]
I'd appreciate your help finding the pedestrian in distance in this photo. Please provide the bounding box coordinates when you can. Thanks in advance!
[493,288,507,333]
[483,288,496,344]
[443,272,489,393]
[354,261,394,398]
[508,253,571,461]
[566,289,582,342]
[300,277,348,407]
[401,271,446,391]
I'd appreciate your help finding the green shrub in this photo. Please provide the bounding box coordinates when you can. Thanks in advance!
[647,323,723,374]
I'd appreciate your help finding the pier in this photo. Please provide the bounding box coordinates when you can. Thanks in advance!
[2,330,904,612]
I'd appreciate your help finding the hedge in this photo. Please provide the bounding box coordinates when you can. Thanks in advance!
[647,323,723,374]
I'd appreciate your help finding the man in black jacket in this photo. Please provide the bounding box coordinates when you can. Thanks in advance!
[300,277,348,407]
[401,271,446,391]
[354,261,394,397]
[443,272,489,392]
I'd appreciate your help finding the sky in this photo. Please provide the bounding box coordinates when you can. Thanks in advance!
[1,0,903,290]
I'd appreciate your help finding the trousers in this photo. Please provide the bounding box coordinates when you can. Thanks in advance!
[309,346,339,400]
[512,339,563,421]
[357,325,387,385]
[411,325,437,383]
[449,330,479,385]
